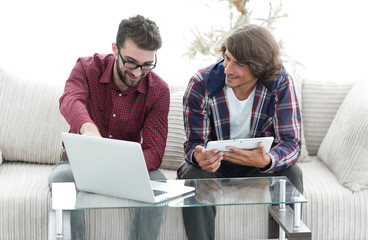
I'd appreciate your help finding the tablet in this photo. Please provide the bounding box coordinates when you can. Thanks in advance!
[206,137,274,153]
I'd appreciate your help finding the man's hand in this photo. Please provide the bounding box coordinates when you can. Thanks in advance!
[194,145,223,173]
[222,142,271,168]
[80,122,102,137]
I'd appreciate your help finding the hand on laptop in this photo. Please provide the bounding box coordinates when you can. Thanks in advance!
[80,122,102,137]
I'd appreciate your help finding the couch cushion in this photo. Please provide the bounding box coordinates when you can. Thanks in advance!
[0,162,52,240]
[0,68,69,164]
[317,81,368,192]
[302,80,354,155]
[299,157,368,239]
[161,91,186,170]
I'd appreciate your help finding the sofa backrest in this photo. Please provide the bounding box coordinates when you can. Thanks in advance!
[301,80,354,155]
[0,67,187,167]
[161,78,356,168]
[161,91,186,169]
[0,67,69,164]
[0,66,355,167]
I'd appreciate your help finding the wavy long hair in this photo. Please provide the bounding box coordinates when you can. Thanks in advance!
[220,24,282,82]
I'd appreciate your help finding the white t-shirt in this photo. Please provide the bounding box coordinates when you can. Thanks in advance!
[225,86,255,139]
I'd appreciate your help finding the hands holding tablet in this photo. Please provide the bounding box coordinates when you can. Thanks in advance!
[194,137,273,172]
[223,142,271,169]
[193,146,223,173]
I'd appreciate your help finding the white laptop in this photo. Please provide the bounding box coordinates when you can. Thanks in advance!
[61,132,194,203]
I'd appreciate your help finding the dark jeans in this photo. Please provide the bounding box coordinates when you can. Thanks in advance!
[177,162,303,240]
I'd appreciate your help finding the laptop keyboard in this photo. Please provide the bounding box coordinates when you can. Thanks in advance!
[153,189,167,196]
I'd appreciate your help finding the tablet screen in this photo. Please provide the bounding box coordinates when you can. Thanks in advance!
[206,137,274,153]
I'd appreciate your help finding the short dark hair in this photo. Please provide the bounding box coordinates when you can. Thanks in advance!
[220,24,282,82]
[116,15,162,51]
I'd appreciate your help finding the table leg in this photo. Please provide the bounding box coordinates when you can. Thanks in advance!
[293,198,302,229]
[268,205,311,240]
[55,209,64,239]
[278,180,286,240]
[268,179,311,240]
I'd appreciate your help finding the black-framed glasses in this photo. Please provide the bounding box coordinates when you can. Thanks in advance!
[116,44,157,71]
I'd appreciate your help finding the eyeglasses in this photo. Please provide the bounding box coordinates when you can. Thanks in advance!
[116,44,157,71]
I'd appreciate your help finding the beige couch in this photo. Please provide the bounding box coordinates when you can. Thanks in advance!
[1,66,367,240]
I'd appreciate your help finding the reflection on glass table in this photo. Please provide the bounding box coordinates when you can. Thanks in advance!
[51,176,309,240]
[52,176,306,210]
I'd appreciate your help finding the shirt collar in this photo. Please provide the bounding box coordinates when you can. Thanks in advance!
[206,59,283,97]
[99,54,115,84]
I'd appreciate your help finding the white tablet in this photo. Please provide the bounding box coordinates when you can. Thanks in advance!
[206,137,274,153]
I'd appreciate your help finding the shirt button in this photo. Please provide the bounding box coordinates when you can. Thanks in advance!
[113,114,116,117]
[109,135,112,138]
[119,93,122,97]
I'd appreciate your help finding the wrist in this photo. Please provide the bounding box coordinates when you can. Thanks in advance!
[260,154,271,170]
[191,150,199,165]
[80,122,100,136]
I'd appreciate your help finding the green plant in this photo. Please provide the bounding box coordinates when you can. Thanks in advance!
[185,0,297,67]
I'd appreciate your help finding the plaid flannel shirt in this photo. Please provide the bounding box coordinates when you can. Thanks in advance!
[183,60,302,173]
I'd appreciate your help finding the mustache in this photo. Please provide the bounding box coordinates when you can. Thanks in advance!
[125,71,145,78]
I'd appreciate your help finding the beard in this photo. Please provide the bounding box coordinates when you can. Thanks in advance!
[116,59,147,89]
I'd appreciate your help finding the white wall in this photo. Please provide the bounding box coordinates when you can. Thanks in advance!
[0,0,367,85]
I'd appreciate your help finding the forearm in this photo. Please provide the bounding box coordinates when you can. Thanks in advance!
[264,142,301,173]
[141,89,170,171]
[142,149,164,171]
[141,113,168,171]
[60,96,93,133]
[60,61,93,133]
[142,122,168,170]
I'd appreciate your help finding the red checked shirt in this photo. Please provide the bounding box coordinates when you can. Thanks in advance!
[60,53,170,171]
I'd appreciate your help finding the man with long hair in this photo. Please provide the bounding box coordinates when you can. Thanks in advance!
[178,24,303,240]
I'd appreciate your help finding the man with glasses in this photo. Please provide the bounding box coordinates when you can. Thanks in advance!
[178,24,303,240]
[49,15,170,240]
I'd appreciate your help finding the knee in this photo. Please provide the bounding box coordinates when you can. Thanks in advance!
[284,164,303,193]
[148,169,167,181]
[177,163,216,180]
[48,162,75,188]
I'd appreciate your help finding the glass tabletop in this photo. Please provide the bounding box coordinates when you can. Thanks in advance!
[52,176,306,211]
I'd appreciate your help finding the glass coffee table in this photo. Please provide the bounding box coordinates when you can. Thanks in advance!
[50,176,311,240]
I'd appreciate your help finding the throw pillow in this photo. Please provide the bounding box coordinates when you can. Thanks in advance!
[161,91,186,170]
[302,80,354,155]
[317,81,368,192]
[0,68,69,164]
